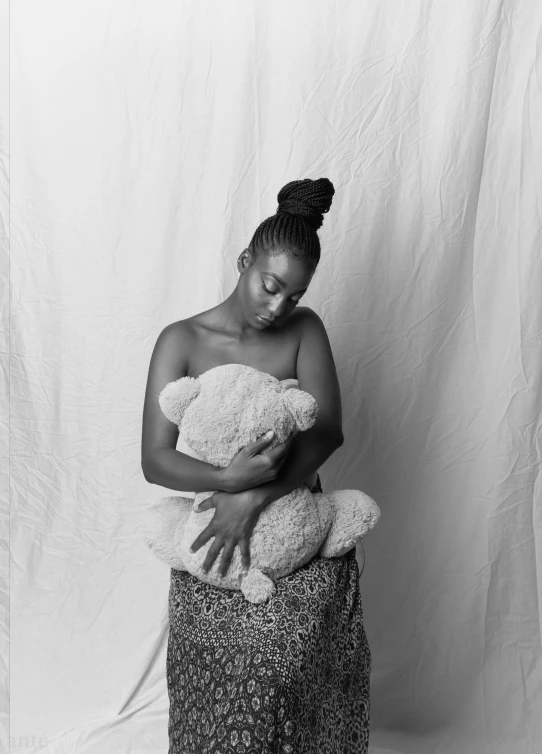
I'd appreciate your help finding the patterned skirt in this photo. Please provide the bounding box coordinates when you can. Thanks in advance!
[166,476,371,753]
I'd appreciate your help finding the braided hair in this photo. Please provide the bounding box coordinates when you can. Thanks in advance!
[248,178,335,269]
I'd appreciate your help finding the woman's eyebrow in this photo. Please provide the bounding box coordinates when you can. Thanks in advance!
[263,271,308,294]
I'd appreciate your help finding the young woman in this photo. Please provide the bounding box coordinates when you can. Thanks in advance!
[141,178,371,753]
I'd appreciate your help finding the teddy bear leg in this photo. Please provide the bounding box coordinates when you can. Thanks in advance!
[240,568,276,604]
[318,490,381,558]
[142,495,194,570]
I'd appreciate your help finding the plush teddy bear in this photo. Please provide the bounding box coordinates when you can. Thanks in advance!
[143,363,380,603]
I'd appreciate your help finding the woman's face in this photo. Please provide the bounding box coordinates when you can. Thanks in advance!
[238,247,315,329]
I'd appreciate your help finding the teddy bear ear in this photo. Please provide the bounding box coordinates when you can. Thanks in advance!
[158,377,201,425]
[284,389,319,431]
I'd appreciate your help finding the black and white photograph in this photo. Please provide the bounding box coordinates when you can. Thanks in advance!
[2,2,541,753]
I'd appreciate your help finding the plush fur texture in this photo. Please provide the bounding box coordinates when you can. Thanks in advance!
[143,363,380,604]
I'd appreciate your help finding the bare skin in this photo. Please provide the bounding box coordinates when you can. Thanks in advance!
[141,245,344,577]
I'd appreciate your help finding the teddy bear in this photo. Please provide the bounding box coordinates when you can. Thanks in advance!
[143,363,380,603]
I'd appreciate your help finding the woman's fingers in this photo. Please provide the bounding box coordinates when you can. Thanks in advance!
[201,536,224,574]
[190,523,215,554]
[198,536,248,577]
[218,541,237,578]
[239,537,251,572]
[195,493,218,512]
[248,430,275,455]
[268,435,293,462]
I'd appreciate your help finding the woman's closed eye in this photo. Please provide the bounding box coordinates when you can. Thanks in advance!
[261,282,302,303]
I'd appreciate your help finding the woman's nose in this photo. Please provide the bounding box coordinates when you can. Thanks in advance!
[268,299,287,318]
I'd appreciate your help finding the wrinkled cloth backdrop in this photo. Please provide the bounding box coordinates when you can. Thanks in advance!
[4,1,541,753]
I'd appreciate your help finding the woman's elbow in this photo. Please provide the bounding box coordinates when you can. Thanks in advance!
[333,431,345,448]
[141,456,156,484]
[316,424,343,450]
[322,428,344,449]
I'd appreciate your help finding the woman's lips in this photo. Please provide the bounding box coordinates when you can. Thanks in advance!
[257,314,273,324]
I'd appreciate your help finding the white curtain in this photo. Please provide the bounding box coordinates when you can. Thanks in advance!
[5,1,541,752]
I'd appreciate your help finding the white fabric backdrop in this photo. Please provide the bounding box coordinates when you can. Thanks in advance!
[6,1,542,752]
[1,0,9,751]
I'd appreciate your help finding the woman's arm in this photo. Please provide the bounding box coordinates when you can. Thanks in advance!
[251,308,344,510]
[141,323,229,492]
[142,323,296,494]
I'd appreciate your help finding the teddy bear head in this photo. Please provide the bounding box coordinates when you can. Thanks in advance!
[158,363,318,467]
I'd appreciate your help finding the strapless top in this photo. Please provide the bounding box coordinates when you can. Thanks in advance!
[174,377,318,496]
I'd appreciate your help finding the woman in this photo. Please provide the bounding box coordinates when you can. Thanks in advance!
[141,178,371,753]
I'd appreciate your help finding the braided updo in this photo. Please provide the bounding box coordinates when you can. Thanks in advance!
[248,178,335,269]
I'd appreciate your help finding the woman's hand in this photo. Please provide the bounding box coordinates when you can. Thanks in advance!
[189,489,266,577]
[221,431,294,493]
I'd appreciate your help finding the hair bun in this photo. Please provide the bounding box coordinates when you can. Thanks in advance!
[276,177,335,231]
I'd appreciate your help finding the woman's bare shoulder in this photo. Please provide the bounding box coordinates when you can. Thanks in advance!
[149,318,199,379]
[293,306,337,371]
[290,306,326,333]
[158,308,214,340]
[293,305,321,322]
[156,317,194,346]
[152,310,220,370]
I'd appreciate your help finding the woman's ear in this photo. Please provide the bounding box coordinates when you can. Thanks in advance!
[237,247,252,274]
[284,389,319,431]
[159,377,201,425]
